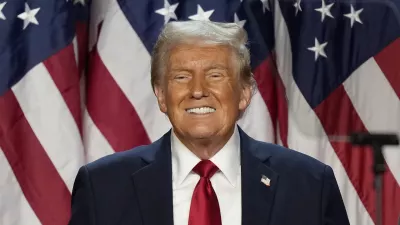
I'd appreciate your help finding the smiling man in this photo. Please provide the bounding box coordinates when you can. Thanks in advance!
[68,21,350,225]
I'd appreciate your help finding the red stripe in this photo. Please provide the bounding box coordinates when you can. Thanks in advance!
[374,38,400,100]
[43,45,82,136]
[314,85,400,225]
[253,56,288,147]
[86,47,151,151]
[273,52,289,148]
[382,167,400,225]
[0,90,71,225]
[253,58,277,142]
[75,22,89,74]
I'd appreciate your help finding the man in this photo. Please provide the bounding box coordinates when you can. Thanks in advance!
[69,21,350,225]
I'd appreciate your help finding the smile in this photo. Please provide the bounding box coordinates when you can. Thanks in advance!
[186,107,216,114]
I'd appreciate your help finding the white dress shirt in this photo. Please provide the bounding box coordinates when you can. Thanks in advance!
[171,126,242,225]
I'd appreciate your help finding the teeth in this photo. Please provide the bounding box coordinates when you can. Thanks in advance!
[186,107,216,114]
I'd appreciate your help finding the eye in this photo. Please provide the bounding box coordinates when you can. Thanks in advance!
[207,73,223,79]
[173,74,191,82]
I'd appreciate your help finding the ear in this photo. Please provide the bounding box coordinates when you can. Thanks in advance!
[154,85,168,113]
[239,84,252,111]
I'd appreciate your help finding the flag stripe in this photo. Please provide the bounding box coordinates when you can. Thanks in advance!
[343,59,400,225]
[82,108,115,162]
[285,95,375,225]
[253,57,278,143]
[12,63,84,192]
[275,67,289,147]
[87,48,150,151]
[42,45,82,137]
[0,149,42,225]
[283,83,375,225]
[314,85,399,224]
[287,115,375,225]
[96,4,172,142]
[0,90,71,225]
[382,171,400,225]
[374,38,400,100]
[237,87,274,143]
[316,85,400,225]
[252,56,288,146]
[73,36,79,66]
[343,57,400,185]
[88,0,115,50]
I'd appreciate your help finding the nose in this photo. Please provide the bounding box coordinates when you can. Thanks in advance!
[189,75,209,99]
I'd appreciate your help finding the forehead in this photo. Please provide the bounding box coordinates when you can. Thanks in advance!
[168,44,234,68]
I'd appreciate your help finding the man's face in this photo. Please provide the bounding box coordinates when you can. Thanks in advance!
[155,43,251,141]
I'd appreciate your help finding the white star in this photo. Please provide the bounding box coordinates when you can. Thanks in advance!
[234,13,246,28]
[155,0,179,24]
[74,0,85,6]
[0,2,6,20]
[344,5,363,27]
[315,0,334,22]
[293,0,302,16]
[17,3,40,30]
[189,5,214,21]
[261,0,270,13]
[307,38,328,61]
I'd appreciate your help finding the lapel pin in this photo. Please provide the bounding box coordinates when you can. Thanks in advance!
[261,175,271,187]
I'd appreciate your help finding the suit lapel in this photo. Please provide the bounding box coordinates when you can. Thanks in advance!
[131,131,174,225]
[239,128,279,225]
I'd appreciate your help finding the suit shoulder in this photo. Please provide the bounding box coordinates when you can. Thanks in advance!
[253,140,328,179]
[83,143,157,176]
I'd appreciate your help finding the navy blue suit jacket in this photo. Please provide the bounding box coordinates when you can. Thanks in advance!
[68,126,350,225]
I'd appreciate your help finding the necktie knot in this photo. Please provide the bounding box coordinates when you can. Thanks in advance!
[193,160,219,179]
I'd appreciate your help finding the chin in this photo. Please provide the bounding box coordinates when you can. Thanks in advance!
[186,127,216,139]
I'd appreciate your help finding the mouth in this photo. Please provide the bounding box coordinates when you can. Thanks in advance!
[185,106,216,114]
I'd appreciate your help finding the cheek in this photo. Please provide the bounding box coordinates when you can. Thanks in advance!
[166,85,187,111]
[210,83,241,110]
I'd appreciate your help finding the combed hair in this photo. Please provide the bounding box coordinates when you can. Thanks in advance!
[150,20,257,95]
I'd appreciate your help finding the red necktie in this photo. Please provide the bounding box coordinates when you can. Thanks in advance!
[188,160,222,225]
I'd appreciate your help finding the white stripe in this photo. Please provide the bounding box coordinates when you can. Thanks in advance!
[238,90,274,143]
[273,1,374,225]
[96,2,175,142]
[80,73,114,163]
[11,63,84,192]
[82,108,115,163]
[73,36,79,65]
[0,149,42,225]
[343,58,400,184]
[89,0,116,50]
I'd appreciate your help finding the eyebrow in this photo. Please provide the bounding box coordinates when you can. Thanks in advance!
[205,64,229,71]
[170,64,229,72]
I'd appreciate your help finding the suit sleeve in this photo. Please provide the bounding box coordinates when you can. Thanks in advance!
[321,165,351,225]
[68,166,96,225]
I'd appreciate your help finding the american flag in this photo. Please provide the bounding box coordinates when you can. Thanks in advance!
[0,0,399,224]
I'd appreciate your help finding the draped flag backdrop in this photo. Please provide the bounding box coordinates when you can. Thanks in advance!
[0,0,399,224]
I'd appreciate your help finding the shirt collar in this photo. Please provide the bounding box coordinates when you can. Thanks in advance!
[171,125,241,187]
